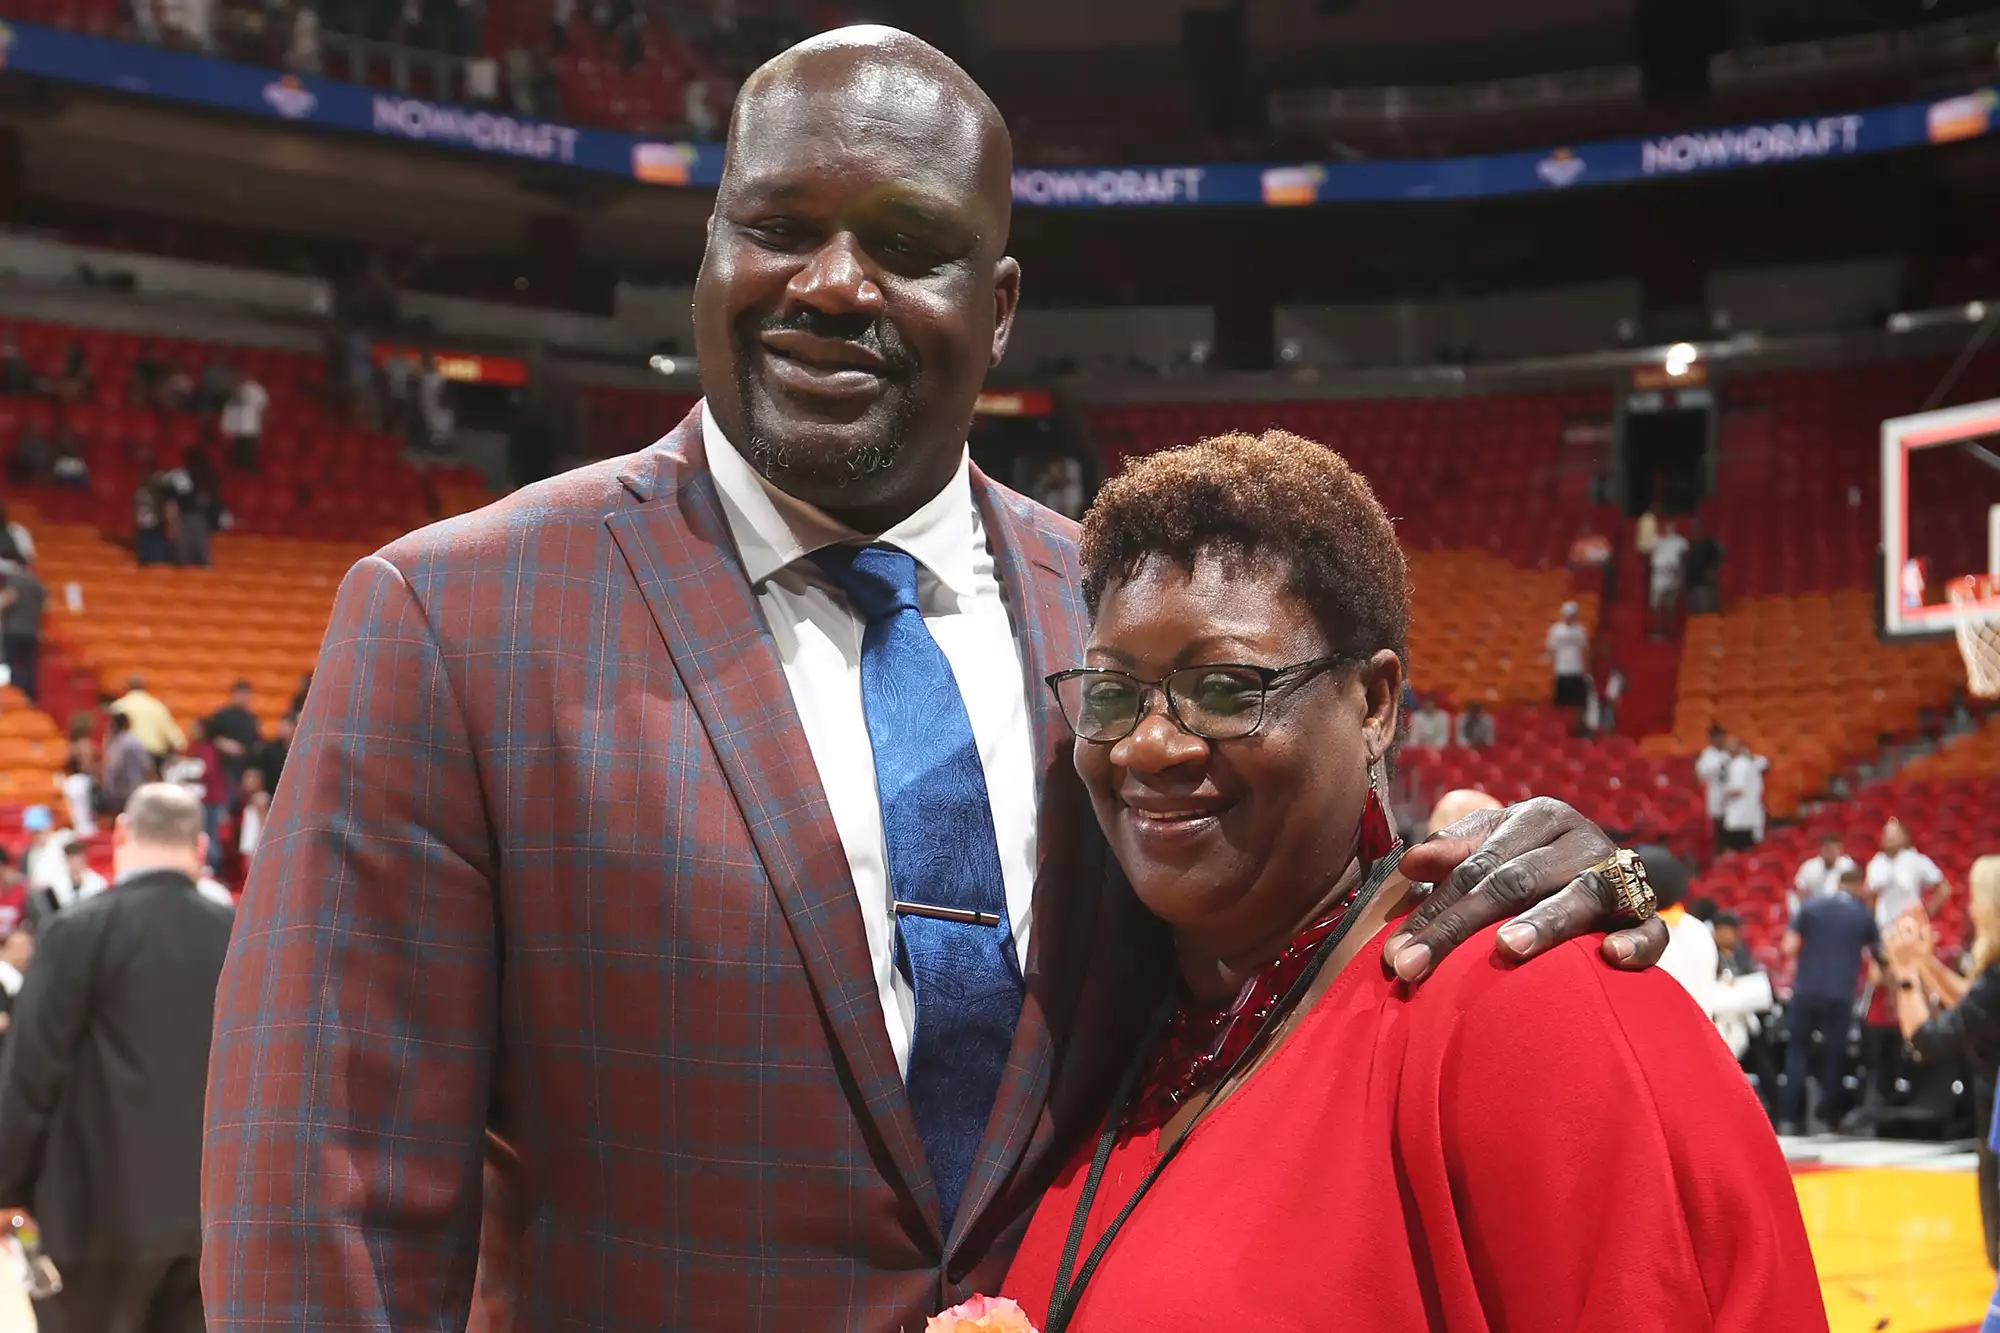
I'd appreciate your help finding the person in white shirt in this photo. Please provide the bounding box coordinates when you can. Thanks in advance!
[1649,520,1690,635]
[1695,725,1731,853]
[1866,816,1950,932]
[1790,834,1858,915]
[1544,602,1590,717]
[1408,694,1452,749]
[61,841,109,903]
[221,372,269,471]
[1720,738,1765,852]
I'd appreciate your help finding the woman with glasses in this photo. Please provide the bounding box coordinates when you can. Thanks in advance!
[1003,431,1824,1330]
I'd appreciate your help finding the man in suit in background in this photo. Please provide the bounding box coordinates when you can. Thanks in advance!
[0,783,233,1333]
[203,27,1667,1333]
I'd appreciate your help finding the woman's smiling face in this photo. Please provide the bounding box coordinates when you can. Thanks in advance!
[1074,550,1401,971]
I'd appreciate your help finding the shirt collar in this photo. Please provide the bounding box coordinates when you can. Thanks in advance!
[700,400,978,600]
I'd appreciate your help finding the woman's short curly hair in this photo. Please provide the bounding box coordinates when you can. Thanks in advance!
[1078,429,1410,663]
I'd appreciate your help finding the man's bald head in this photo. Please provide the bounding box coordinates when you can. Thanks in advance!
[695,25,1022,530]
[723,26,1013,246]
[1427,788,1503,837]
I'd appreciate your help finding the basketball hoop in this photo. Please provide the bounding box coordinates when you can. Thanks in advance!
[1948,574,2000,698]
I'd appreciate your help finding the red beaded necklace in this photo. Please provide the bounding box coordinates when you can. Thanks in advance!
[1125,882,1366,1133]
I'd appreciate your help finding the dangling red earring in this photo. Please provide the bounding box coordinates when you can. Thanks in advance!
[1360,770,1398,864]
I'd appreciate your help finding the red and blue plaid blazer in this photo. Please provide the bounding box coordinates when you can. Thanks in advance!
[202,405,1168,1331]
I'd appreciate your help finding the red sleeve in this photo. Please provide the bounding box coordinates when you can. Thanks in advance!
[1422,937,1826,1332]
[202,554,499,1331]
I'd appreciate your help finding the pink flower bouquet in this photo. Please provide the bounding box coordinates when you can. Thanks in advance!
[925,1294,1040,1333]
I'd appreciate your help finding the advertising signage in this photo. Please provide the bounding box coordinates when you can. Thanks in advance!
[0,19,1992,209]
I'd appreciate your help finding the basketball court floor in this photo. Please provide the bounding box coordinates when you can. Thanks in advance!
[1791,1135,1992,1332]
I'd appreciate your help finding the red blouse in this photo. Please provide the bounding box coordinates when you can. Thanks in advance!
[1005,922,1826,1332]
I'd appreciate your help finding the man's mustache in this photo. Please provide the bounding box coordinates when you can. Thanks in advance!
[749,309,916,376]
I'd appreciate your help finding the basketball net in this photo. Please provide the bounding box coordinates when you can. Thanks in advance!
[1948,574,2000,698]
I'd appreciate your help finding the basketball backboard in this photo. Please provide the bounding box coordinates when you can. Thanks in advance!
[1880,397,2000,640]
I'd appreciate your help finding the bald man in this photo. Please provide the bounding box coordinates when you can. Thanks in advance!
[1428,787,1503,836]
[204,28,1662,1332]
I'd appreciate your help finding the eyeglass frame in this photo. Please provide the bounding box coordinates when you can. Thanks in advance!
[1043,655,1350,743]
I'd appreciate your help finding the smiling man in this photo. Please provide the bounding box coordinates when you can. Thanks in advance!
[201,27,1666,1332]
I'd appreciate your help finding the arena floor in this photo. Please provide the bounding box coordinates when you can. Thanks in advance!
[1790,1136,1992,1331]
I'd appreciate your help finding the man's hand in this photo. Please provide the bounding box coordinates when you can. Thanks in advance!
[1386,797,1670,984]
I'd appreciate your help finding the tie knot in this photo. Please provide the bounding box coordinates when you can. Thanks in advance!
[812,543,921,622]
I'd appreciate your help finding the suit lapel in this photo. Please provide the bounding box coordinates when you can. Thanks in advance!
[605,409,940,1237]
[948,470,1104,1248]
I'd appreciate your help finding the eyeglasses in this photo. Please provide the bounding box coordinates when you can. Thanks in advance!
[1044,657,1344,743]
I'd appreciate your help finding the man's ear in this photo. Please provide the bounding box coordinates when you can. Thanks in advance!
[990,256,1021,368]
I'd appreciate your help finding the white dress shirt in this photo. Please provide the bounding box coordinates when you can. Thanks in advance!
[1867,848,1944,932]
[1695,745,1730,819]
[1721,753,1765,837]
[1790,853,1856,914]
[701,405,1039,1080]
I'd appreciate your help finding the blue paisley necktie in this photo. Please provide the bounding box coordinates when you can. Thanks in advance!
[811,542,1022,1228]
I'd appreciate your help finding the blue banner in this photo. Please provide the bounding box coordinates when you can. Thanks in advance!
[0,18,1993,207]
[1012,91,1996,207]
[0,17,723,186]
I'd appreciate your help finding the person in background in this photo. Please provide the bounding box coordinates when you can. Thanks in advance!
[1648,518,1689,637]
[0,854,27,939]
[1647,846,1719,1015]
[236,769,269,866]
[0,928,32,1058]
[249,713,294,794]
[221,369,269,472]
[129,341,167,408]
[1425,787,1501,837]
[99,711,156,818]
[288,670,313,720]
[1793,834,1858,916]
[1868,817,1951,932]
[1634,505,1660,562]
[61,841,108,903]
[20,808,70,927]
[1721,736,1767,852]
[1884,857,2000,1268]
[419,356,456,453]
[0,555,46,704]
[134,474,169,567]
[57,757,94,838]
[9,419,52,486]
[0,331,38,396]
[1593,662,1626,737]
[1454,699,1494,748]
[52,433,88,490]
[1710,908,1779,1110]
[164,719,229,872]
[1684,518,1724,615]
[1696,724,1731,855]
[110,675,185,763]
[171,447,216,567]
[1407,694,1451,749]
[1781,865,1879,1135]
[206,680,263,793]
[0,784,233,1333]
[1544,601,1590,719]
[50,341,92,403]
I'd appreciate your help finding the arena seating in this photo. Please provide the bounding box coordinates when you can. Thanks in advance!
[1084,391,1608,571]
[1399,706,1708,853]
[581,385,700,458]
[0,319,436,542]
[36,521,352,734]
[1663,590,1965,819]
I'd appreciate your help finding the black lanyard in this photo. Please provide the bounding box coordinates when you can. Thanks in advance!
[1042,847,1404,1333]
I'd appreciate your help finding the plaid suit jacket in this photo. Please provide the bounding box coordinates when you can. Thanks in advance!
[202,405,1169,1332]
